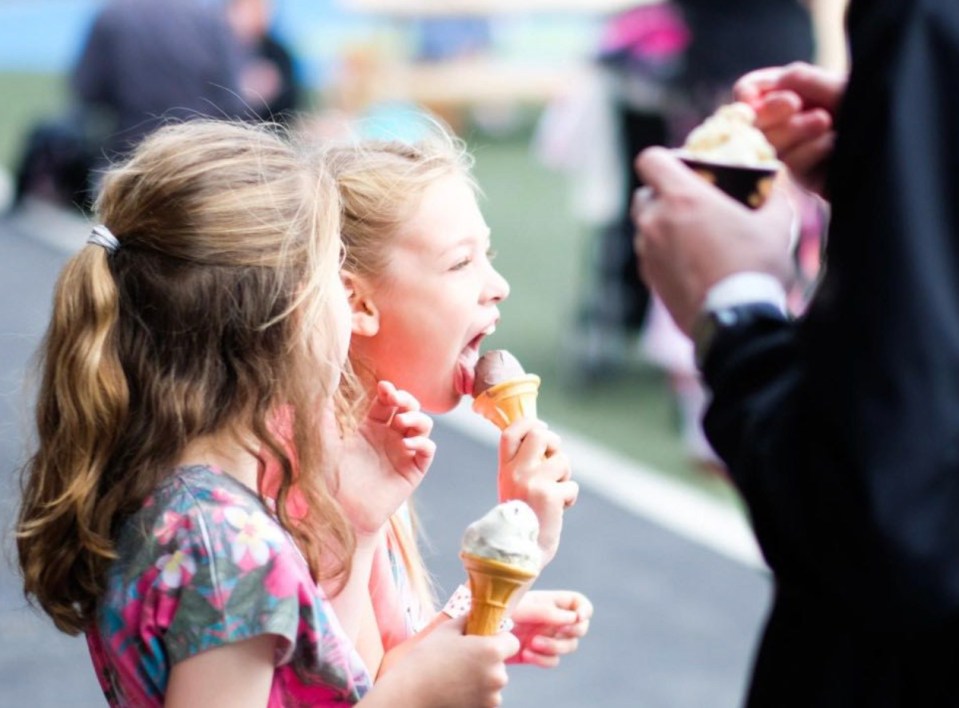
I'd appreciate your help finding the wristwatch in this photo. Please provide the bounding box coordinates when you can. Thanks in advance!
[692,304,785,370]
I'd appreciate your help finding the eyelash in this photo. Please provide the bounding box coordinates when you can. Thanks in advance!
[452,249,496,271]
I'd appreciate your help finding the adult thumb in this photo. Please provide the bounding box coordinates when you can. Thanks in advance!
[634,146,704,196]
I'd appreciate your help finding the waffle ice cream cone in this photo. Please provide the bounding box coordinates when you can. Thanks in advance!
[471,374,541,431]
[460,500,541,636]
[460,552,537,635]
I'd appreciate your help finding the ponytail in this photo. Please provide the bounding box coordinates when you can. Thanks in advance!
[18,243,129,635]
[17,120,351,636]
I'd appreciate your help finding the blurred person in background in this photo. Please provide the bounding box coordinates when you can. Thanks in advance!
[226,0,303,125]
[633,0,959,703]
[72,0,247,162]
[551,0,817,466]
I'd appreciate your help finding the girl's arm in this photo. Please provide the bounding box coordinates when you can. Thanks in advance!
[166,635,277,707]
[331,382,435,671]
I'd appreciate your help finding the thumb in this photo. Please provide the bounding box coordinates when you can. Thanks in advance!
[634,146,707,197]
[496,629,522,659]
[444,613,469,636]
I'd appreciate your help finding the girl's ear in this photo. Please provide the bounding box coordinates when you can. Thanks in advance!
[341,271,380,338]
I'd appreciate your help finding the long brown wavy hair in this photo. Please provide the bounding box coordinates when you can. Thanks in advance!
[17,120,354,635]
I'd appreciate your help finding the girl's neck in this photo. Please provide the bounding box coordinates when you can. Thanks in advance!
[179,431,259,492]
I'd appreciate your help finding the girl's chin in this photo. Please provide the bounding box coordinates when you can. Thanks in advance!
[424,386,464,415]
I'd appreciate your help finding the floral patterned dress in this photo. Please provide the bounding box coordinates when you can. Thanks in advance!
[86,464,372,707]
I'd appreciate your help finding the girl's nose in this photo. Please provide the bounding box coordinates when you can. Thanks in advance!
[484,265,510,304]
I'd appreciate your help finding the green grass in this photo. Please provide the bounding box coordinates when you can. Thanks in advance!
[0,72,69,172]
[0,71,738,504]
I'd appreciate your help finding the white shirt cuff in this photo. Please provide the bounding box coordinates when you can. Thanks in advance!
[703,272,788,315]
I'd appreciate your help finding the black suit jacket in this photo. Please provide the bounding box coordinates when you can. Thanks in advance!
[702,1,959,705]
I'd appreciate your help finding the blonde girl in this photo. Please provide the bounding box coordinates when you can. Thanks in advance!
[324,129,592,670]
[16,120,517,707]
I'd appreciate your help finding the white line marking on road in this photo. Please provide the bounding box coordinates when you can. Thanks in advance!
[443,401,768,572]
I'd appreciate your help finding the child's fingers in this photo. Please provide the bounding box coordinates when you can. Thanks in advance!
[529,633,580,658]
[563,591,594,622]
[392,410,433,438]
[403,436,436,473]
[385,385,421,413]
[541,430,564,461]
[375,379,397,402]
[554,620,591,640]
[521,601,579,627]
[521,475,579,514]
[517,647,561,668]
[366,381,399,425]
[511,425,560,466]
[500,418,547,460]
[367,381,425,427]
[534,590,594,622]
[562,479,580,509]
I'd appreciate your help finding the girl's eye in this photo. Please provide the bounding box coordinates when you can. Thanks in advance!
[486,248,498,261]
[450,257,472,271]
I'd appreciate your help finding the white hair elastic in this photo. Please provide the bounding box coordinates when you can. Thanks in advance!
[87,224,120,253]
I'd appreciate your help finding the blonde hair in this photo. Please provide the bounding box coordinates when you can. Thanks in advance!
[323,129,476,280]
[320,128,476,615]
[17,120,353,635]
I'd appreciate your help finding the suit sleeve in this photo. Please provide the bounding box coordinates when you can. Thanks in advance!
[702,0,959,630]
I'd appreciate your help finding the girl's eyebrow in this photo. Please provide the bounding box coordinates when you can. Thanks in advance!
[439,228,493,255]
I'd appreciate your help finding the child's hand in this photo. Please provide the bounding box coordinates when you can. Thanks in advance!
[376,615,519,708]
[338,381,435,537]
[508,590,593,668]
[498,419,578,567]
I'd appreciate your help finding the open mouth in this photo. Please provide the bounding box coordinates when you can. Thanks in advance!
[455,324,496,396]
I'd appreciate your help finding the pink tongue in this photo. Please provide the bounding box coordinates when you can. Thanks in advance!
[456,347,479,397]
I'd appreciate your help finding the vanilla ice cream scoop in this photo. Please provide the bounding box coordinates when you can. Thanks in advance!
[472,349,526,397]
[680,102,778,168]
[461,500,541,572]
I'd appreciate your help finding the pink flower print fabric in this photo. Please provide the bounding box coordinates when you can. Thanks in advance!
[86,465,372,707]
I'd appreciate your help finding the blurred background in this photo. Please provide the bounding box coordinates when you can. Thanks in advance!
[0,1,848,705]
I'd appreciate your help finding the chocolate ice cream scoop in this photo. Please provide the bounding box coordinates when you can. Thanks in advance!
[472,349,526,397]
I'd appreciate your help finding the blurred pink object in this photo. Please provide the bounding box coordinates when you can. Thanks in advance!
[599,3,690,62]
